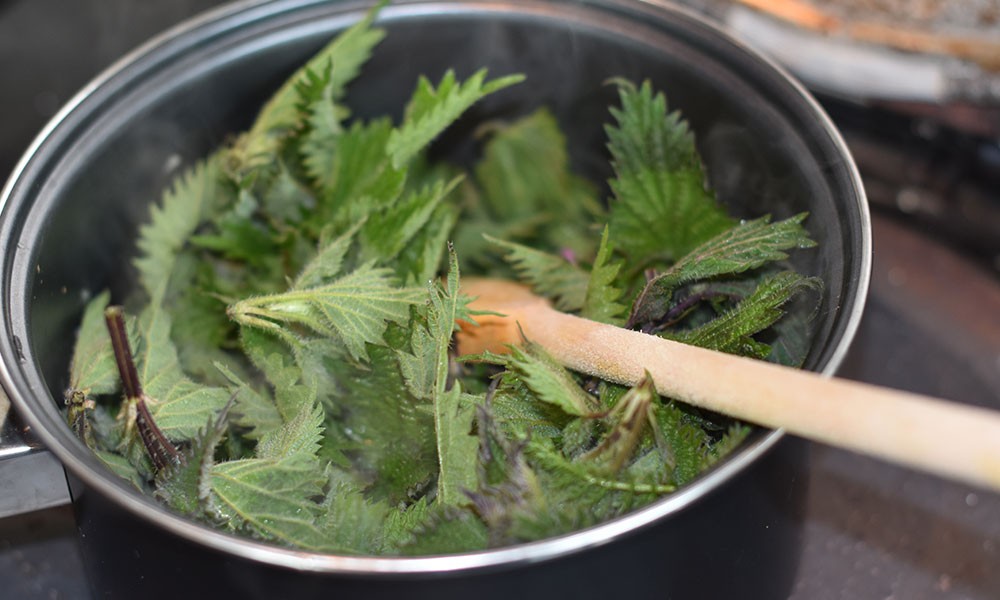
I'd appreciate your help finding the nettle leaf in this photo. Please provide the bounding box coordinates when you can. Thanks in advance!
[396,317,437,404]
[67,291,119,398]
[474,108,602,225]
[208,371,326,546]
[707,424,752,468]
[190,189,281,266]
[387,69,525,170]
[135,157,226,301]
[210,454,327,549]
[240,2,385,160]
[652,401,713,486]
[330,341,437,504]
[157,396,235,516]
[94,450,147,491]
[607,79,701,171]
[305,117,407,227]
[306,2,387,105]
[214,362,282,440]
[451,182,551,273]
[486,235,589,312]
[315,472,391,554]
[606,80,733,264]
[248,348,319,424]
[298,63,346,169]
[292,219,362,290]
[435,386,480,506]
[486,373,567,439]
[395,252,468,403]
[630,214,816,326]
[582,226,627,325]
[257,399,324,461]
[398,508,490,555]
[525,437,674,524]
[768,302,816,367]
[610,169,733,267]
[465,401,542,545]
[494,342,598,418]
[166,259,239,385]
[229,262,423,361]
[359,176,461,266]
[475,401,529,489]
[317,415,356,470]
[395,202,459,285]
[132,303,231,442]
[419,250,479,505]
[667,271,820,359]
[259,159,316,226]
[458,110,603,269]
[505,505,592,545]
[581,375,657,473]
[380,496,434,553]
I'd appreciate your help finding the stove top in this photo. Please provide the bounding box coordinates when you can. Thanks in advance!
[1,1,998,598]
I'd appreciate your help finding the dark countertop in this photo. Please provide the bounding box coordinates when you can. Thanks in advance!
[791,213,1000,599]
[2,1,998,598]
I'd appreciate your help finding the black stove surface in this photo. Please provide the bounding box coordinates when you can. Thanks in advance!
[2,1,998,598]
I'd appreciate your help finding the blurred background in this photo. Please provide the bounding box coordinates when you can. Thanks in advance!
[1,0,998,598]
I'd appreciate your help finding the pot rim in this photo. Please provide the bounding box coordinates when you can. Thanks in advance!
[0,0,870,575]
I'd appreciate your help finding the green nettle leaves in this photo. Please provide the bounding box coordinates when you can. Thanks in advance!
[666,271,821,359]
[387,69,525,170]
[233,1,387,172]
[628,214,817,329]
[62,3,819,557]
[135,158,227,303]
[606,80,734,264]
[486,235,590,312]
[67,290,120,399]
[229,262,424,361]
[127,303,231,443]
[307,117,406,228]
[583,226,628,325]
[422,251,480,506]
[488,342,599,418]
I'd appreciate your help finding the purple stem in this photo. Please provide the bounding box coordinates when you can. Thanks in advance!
[104,306,182,471]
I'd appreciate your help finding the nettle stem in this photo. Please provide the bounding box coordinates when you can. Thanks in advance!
[104,306,182,472]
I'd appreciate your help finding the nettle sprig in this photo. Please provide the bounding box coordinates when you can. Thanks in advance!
[63,1,818,555]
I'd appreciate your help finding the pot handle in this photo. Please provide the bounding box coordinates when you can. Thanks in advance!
[0,389,72,518]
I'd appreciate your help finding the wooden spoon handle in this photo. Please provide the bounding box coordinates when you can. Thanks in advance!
[505,301,1000,492]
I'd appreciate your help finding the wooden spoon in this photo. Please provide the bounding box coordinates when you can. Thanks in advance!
[456,277,1000,492]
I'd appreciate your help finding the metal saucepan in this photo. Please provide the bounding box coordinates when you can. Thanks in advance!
[0,0,869,597]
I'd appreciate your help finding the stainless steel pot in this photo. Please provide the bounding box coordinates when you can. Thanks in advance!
[0,0,870,597]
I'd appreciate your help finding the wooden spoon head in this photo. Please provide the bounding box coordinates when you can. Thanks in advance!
[456,277,551,356]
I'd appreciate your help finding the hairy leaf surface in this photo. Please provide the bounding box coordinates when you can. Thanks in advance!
[135,158,226,302]
[132,303,230,441]
[487,235,589,313]
[606,80,733,263]
[230,263,423,361]
[582,227,627,325]
[210,454,327,549]
[630,214,815,326]
[388,69,524,169]
[666,271,820,358]
[67,291,119,398]
[238,2,385,164]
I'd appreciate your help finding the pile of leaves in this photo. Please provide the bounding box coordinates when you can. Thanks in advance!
[64,4,818,555]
